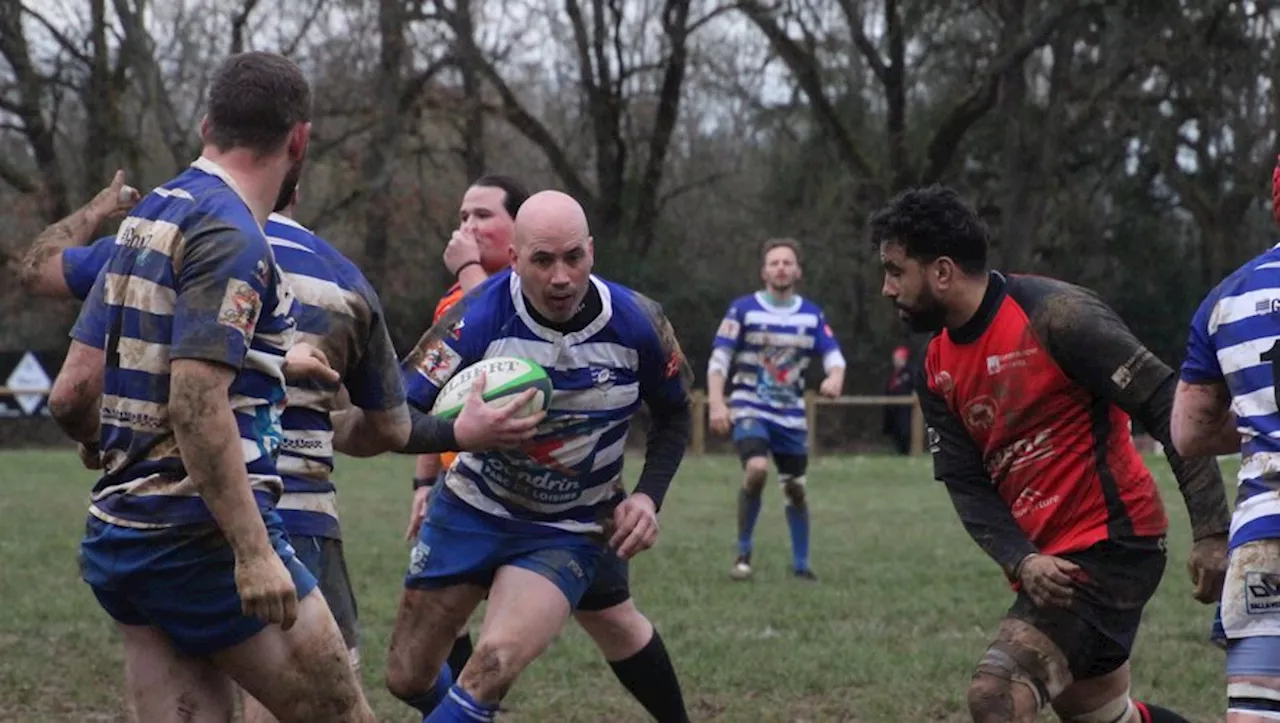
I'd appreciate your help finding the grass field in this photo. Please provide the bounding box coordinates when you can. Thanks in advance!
[0,449,1233,722]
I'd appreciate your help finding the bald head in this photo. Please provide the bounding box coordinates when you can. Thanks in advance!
[514,190,590,248]
[510,190,595,322]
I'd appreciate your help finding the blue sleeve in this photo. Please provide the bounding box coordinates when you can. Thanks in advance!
[69,267,110,350]
[344,279,408,411]
[813,310,842,358]
[635,301,693,410]
[711,301,743,351]
[1180,288,1224,384]
[169,220,275,369]
[63,236,116,301]
[400,293,484,412]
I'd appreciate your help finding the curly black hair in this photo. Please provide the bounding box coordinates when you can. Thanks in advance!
[867,185,988,275]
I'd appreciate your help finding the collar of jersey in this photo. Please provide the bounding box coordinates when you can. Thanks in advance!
[510,272,613,343]
[190,156,255,214]
[946,270,1007,345]
[753,290,802,313]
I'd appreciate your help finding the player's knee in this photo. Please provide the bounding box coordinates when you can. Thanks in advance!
[968,642,1062,721]
[781,475,806,507]
[458,638,521,701]
[743,460,768,493]
[385,651,442,703]
[576,601,653,660]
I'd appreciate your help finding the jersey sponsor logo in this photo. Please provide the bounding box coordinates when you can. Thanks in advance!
[926,426,941,454]
[1246,571,1280,615]
[717,318,741,339]
[417,339,462,387]
[985,348,1038,376]
[963,395,998,432]
[449,317,465,340]
[217,279,261,337]
[1011,487,1062,519]
[987,427,1055,479]
[1255,298,1280,315]
[658,316,687,380]
[480,454,583,505]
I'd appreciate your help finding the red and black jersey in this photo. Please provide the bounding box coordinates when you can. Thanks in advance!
[919,272,1202,577]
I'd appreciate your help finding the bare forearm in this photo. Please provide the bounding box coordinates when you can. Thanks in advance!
[19,205,105,290]
[456,265,487,293]
[707,372,727,405]
[171,378,271,558]
[416,454,442,479]
[51,394,100,445]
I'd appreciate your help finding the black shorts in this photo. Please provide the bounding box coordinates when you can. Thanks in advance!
[1006,537,1166,681]
[577,551,631,612]
[293,535,360,655]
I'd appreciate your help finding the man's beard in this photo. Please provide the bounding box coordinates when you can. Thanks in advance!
[272,160,303,213]
[896,291,947,333]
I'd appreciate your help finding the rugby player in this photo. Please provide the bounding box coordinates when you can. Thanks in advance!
[29,156,538,723]
[1171,160,1280,722]
[385,190,692,722]
[45,52,378,722]
[871,184,1230,723]
[408,174,691,722]
[707,238,846,581]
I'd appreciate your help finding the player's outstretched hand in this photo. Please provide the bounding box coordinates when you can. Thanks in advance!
[283,342,340,384]
[819,375,842,398]
[90,169,141,221]
[453,373,545,450]
[444,228,481,275]
[1017,553,1083,608]
[234,551,299,630]
[709,400,731,436]
[610,493,659,560]
[1187,533,1228,604]
[405,484,432,542]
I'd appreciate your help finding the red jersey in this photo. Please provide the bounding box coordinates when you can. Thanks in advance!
[920,272,1169,563]
[432,282,465,469]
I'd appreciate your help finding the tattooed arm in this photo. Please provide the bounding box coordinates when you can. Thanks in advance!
[18,170,138,298]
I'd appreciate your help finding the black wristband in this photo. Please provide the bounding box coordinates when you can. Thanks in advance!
[454,260,481,277]
[412,476,436,490]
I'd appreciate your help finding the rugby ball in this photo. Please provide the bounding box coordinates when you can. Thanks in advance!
[429,356,553,420]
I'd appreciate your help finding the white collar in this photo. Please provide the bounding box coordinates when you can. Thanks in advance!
[510,273,612,344]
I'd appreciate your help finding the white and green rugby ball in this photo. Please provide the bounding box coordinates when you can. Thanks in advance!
[429,356,553,420]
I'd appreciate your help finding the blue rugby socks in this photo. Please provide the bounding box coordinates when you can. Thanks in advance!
[424,684,499,722]
[785,503,811,574]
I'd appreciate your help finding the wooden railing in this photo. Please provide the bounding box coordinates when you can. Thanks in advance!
[689,390,926,456]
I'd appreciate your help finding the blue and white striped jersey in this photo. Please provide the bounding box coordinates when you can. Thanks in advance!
[708,292,845,429]
[401,268,689,533]
[69,157,296,530]
[67,211,405,539]
[263,213,405,539]
[1182,244,1280,550]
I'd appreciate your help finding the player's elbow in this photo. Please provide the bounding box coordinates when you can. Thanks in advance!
[17,260,59,298]
[372,405,412,454]
[47,376,90,429]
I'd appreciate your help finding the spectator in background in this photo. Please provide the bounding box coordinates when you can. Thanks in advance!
[883,345,914,454]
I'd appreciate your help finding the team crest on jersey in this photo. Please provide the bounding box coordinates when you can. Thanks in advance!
[717,318,741,340]
[217,279,261,337]
[417,339,462,386]
[658,317,688,381]
[963,395,998,432]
